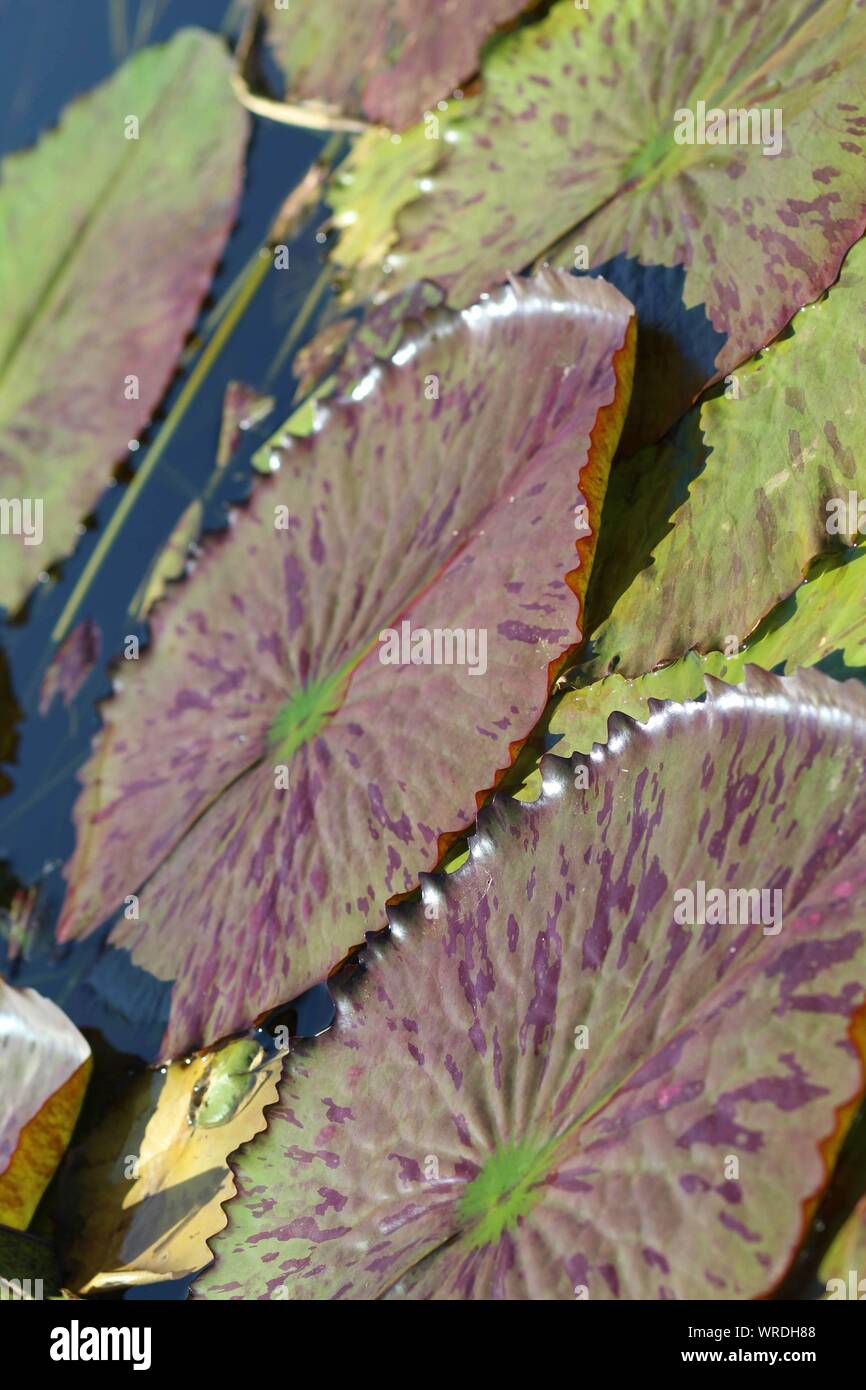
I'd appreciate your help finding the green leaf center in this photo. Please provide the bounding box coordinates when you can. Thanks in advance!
[622,124,678,183]
[268,667,352,760]
[458,1139,553,1247]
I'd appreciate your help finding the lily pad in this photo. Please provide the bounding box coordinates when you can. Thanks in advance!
[333,0,866,395]
[63,1039,281,1293]
[195,668,866,1300]
[264,0,531,129]
[58,271,636,1060]
[0,983,91,1230]
[0,28,248,616]
[329,120,461,290]
[585,232,866,679]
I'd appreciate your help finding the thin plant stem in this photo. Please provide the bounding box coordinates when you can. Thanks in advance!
[265,264,331,386]
[180,242,266,367]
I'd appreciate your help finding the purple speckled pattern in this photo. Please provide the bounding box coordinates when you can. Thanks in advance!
[58,270,635,1060]
[196,669,866,1300]
[38,619,101,716]
[362,0,866,387]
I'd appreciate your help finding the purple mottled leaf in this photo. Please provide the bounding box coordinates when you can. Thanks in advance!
[265,0,533,129]
[0,982,91,1229]
[0,30,248,616]
[196,668,866,1301]
[38,620,101,716]
[58,271,636,1060]
[333,0,866,425]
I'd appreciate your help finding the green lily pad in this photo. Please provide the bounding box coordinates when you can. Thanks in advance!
[545,541,866,773]
[0,29,248,616]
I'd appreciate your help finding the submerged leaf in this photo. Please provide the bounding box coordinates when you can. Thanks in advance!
[261,281,448,456]
[196,669,866,1301]
[131,501,204,620]
[59,272,636,1060]
[333,0,866,397]
[0,29,248,616]
[216,381,275,469]
[38,619,101,716]
[64,1039,280,1293]
[586,233,866,678]
[294,282,447,406]
[264,0,530,129]
[0,983,91,1229]
[329,121,456,284]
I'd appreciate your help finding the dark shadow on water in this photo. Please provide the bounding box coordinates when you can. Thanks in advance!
[584,254,727,458]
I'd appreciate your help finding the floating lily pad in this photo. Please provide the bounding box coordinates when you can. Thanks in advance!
[333,0,866,401]
[195,668,866,1301]
[264,0,530,129]
[64,1039,281,1293]
[586,233,866,679]
[0,983,91,1229]
[59,271,636,1060]
[0,29,248,616]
